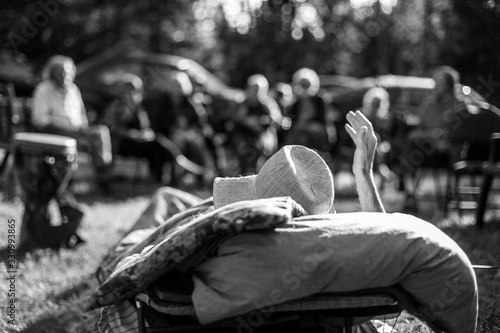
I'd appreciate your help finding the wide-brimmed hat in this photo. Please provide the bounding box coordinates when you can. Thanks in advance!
[213,145,335,214]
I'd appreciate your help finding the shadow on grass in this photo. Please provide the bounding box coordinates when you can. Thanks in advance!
[19,276,102,333]
[19,317,69,333]
[51,276,98,302]
[19,307,101,333]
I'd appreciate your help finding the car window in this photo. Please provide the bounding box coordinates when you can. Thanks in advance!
[77,59,144,88]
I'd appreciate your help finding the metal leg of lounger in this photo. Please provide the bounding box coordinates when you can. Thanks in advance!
[344,317,353,333]
[136,299,146,333]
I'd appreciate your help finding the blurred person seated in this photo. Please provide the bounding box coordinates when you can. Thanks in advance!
[284,68,334,154]
[154,71,217,185]
[396,66,470,194]
[361,87,391,136]
[401,66,468,177]
[361,87,396,185]
[32,55,113,189]
[409,66,468,146]
[228,74,282,175]
[103,74,176,184]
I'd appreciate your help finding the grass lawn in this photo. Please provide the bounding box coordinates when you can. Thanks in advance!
[0,171,499,333]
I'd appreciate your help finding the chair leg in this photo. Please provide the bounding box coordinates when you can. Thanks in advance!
[412,169,423,198]
[454,173,463,217]
[133,159,150,190]
[476,174,494,228]
[443,170,453,214]
[136,299,146,333]
[343,317,353,333]
[0,150,10,174]
[432,168,447,210]
[471,172,480,206]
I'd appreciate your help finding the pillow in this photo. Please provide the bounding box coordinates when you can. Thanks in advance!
[87,196,305,310]
[95,199,214,284]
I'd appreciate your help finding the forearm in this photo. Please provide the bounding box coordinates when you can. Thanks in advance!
[354,169,385,213]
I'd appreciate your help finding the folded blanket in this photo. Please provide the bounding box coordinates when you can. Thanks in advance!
[192,212,478,333]
[88,197,305,309]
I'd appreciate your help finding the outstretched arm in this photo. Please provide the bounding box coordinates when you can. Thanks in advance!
[345,111,385,213]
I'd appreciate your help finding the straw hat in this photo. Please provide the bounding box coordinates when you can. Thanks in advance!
[213,145,335,214]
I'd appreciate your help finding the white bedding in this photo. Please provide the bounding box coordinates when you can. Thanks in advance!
[192,212,478,333]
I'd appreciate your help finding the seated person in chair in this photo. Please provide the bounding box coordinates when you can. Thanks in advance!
[411,66,467,142]
[95,112,477,333]
[403,66,468,171]
[284,68,333,154]
[32,55,113,188]
[103,74,176,184]
[228,74,282,175]
[153,71,217,185]
[361,87,396,187]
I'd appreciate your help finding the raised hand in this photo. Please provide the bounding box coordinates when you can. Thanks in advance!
[345,110,385,212]
[345,110,378,176]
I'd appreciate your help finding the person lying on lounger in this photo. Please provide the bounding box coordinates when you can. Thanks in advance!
[94,111,478,333]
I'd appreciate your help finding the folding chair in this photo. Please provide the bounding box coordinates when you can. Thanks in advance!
[135,283,442,333]
[0,82,15,175]
[446,103,500,218]
[475,133,500,227]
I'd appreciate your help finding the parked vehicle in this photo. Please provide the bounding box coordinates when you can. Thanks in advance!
[328,74,487,125]
[0,52,39,97]
[0,52,40,129]
[74,50,244,131]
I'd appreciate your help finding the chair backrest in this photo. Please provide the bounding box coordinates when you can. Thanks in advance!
[0,82,16,148]
[488,133,500,163]
[449,102,500,161]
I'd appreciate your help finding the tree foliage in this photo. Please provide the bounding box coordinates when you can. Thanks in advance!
[1,0,499,104]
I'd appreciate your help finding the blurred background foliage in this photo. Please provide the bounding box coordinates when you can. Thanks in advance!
[1,0,499,103]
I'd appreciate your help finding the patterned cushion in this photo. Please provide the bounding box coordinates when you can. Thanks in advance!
[95,199,214,284]
[87,197,305,309]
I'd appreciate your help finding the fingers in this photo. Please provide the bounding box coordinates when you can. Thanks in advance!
[346,111,360,129]
[346,110,373,131]
[355,110,373,129]
[345,123,357,143]
[359,125,368,139]
[345,123,368,148]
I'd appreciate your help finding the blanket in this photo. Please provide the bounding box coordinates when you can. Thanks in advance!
[191,212,478,333]
[92,188,477,333]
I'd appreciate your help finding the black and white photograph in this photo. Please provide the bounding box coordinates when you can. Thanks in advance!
[0,0,499,332]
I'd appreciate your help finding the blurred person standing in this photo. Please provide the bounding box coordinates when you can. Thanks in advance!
[284,68,333,153]
[228,74,282,175]
[103,74,175,184]
[32,55,113,189]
